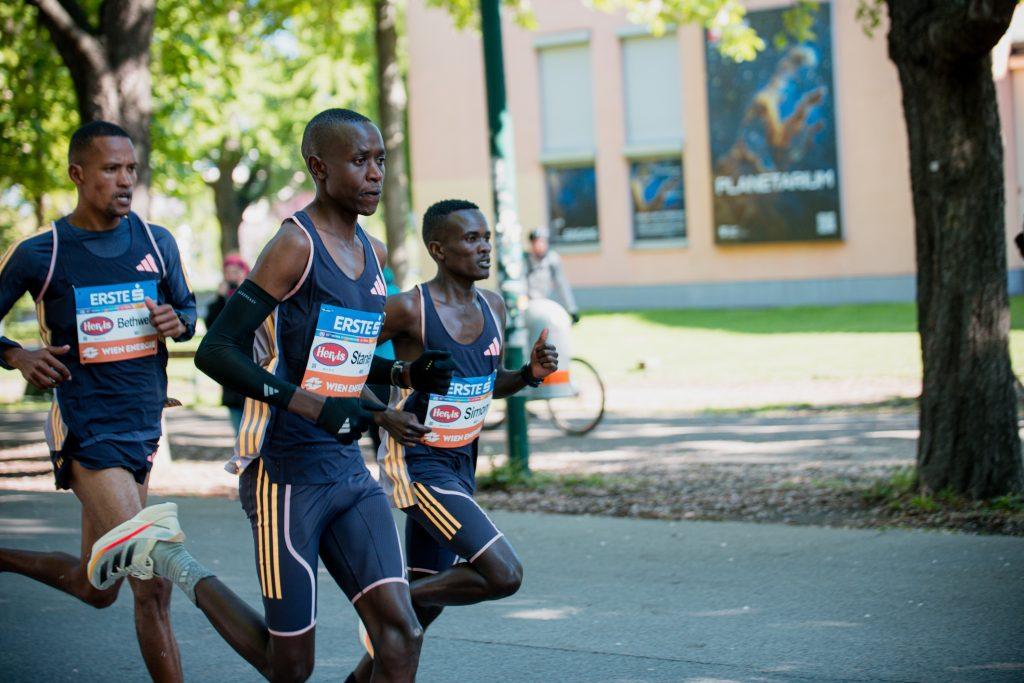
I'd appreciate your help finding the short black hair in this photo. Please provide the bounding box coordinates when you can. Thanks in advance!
[301,108,372,160]
[68,120,131,163]
[422,199,480,245]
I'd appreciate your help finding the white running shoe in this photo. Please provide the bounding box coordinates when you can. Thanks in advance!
[358,618,375,659]
[87,502,185,590]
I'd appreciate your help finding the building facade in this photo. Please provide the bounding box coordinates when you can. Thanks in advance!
[406,0,1024,309]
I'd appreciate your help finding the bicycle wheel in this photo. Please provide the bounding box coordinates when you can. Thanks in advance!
[547,357,605,435]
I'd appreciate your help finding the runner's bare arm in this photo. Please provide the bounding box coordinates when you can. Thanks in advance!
[486,291,559,399]
[369,287,454,393]
[378,289,421,345]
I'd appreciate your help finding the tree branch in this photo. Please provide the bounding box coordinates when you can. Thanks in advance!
[26,0,105,68]
[238,161,268,207]
[928,0,1016,62]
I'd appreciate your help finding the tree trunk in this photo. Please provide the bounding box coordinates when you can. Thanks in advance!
[210,142,245,259]
[33,194,46,229]
[28,0,154,215]
[887,0,1023,498]
[207,140,271,260]
[375,0,412,287]
[213,175,244,259]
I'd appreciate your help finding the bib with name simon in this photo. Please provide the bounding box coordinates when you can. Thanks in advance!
[300,304,383,397]
[421,372,496,449]
[74,281,158,364]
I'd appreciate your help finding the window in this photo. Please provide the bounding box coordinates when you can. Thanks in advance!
[538,42,595,154]
[621,33,685,241]
[537,36,599,246]
[622,35,683,148]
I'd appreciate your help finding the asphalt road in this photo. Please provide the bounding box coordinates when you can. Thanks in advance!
[1,491,1022,682]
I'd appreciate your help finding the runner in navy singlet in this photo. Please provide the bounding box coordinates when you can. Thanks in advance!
[0,121,196,681]
[347,198,559,680]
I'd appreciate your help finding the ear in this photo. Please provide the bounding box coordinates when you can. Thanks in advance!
[427,240,445,262]
[306,154,327,182]
[67,163,84,187]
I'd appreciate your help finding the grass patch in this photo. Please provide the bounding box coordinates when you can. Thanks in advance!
[857,467,1024,521]
[477,462,614,492]
[860,466,918,503]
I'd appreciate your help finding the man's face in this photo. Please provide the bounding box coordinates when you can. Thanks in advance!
[69,137,137,218]
[316,122,385,216]
[531,237,549,258]
[435,209,492,281]
[223,264,246,286]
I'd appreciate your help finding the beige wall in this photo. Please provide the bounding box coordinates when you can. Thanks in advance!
[406,0,1017,303]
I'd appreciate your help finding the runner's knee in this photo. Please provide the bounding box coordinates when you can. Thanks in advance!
[373,619,423,670]
[487,559,523,599]
[81,584,120,609]
[129,576,172,610]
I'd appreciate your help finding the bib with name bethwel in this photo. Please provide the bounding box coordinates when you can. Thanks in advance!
[74,281,159,364]
[421,372,495,449]
[300,304,383,397]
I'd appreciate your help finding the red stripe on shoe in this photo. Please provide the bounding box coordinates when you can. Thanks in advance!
[88,521,156,576]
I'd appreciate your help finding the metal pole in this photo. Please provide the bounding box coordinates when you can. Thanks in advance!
[480,0,530,474]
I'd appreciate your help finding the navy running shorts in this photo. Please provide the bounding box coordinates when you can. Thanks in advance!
[404,477,503,575]
[51,432,158,490]
[239,458,407,636]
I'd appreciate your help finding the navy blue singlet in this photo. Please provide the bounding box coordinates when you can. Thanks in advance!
[233,211,387,485]
[378,284,501,508]
[44,213,171,443]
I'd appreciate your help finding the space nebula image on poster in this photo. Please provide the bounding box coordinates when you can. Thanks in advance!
[706,3,842,244]
[630,158,686,241]
[545,165,600,245]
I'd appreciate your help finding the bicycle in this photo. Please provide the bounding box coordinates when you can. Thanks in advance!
[483,356,605,436]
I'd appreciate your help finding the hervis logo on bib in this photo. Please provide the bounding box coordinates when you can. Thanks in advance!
[313,342,348,367]
[81,316,114,336]
[430,405,462,423]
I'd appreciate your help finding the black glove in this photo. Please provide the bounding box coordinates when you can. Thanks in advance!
[410,349,455,395]
[316,397,381,444]
[571,312,580,325]
[1015,232,1024,260]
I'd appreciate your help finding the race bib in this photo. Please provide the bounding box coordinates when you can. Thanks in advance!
[74,281,158,364]
[300,304,382,397]
[421,372,495,449]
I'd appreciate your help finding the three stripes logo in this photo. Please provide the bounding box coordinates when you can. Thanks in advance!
[263,384,279,398]
[370,275,387,297]
[483,337,500,357]
[136,253,159,273]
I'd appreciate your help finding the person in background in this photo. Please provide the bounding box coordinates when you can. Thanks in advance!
[525,226,579,323]
[204,253,249,434]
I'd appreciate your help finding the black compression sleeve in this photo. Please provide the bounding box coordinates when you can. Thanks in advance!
[367,355,397,385]
[195,280,296,409]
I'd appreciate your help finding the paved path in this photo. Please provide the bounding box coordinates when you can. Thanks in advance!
[0,406,918,494]
[1,491,1022,682]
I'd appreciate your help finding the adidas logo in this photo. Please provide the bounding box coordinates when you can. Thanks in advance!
[370,275,387,297]
[263,384,279,398]
[337,418,351,435]
[136,253,159,273]
[483,337,500,357]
